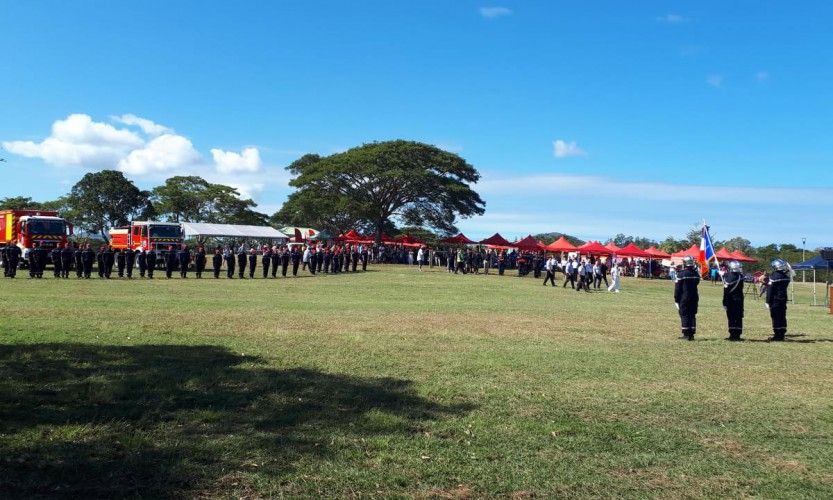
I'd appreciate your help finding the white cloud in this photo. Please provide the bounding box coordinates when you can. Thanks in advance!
[756,71,769,81]
[211,147,262,174]
[117,134,201,175]
[658,14,687,24]
[111,113,172,136]
[479,6,512,18]
[706,74,724,88]
[553,139,586,159]
[2,113,143,168]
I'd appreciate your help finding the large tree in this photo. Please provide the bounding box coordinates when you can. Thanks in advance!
[0,196,44,210]
[151,175,268,225]
[66,170,153,240]
[274,141,485,242]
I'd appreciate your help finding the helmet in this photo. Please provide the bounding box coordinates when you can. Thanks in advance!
[728,260,742,272]
[681,256,695,268]
[771,258,787,271]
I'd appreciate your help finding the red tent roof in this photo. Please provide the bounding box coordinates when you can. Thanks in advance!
[731,250,758,263]
[513,235,544,251]
[394,234,425,247]
[644,246,671,259]
[671,244,700,258]
[577,240,611,255]
[715,247,735,260]
[618,243,651,258]
[339,229,365,242]
[479,233,512,246]
[545,236,578,252]
[605,242,622,253]
[441,233,476,245]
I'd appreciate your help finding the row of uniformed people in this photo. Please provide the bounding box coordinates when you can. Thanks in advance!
[674,256,792,342]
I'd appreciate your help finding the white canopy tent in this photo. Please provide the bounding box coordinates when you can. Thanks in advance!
[182,222,288,240]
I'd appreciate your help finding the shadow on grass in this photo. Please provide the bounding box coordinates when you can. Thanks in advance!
[0,343,473,498]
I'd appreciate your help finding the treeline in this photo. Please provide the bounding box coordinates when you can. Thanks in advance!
[0,170,267,241]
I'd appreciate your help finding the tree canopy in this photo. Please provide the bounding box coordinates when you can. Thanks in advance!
[66,170,153,240]
[151,176,268,226]
[273,141,486,242]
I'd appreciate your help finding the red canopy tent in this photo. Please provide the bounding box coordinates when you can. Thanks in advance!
[618,243,651,258]
[441,233,476,245]
[671,244,700,258]
[339,229,365,242]
[545,236,578,253]
[731,250,758,263]
[479,233,512,247]
[513,235,545,252]
[577,240,611,255]
[394,234,425,247]
[644,246,672,259]
[605,242,622,253]
[715,247,735,260]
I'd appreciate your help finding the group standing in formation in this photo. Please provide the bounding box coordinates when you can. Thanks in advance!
[673,256,792,342]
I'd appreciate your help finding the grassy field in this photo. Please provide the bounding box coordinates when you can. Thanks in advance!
[1,265,832,498]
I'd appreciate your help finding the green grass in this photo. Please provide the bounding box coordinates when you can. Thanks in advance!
[1,266,832,498]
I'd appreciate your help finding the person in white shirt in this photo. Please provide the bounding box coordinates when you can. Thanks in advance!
[543,255,557,286]
[608,265,621,293]
[302,246,311,270]
[416,246,424,271]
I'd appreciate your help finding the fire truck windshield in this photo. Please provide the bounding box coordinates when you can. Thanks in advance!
[149,225,181,238]
[27,219,65,235]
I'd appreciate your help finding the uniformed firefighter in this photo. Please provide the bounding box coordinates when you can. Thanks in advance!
[96,246,105,278]
[270,246,280,278]
[178,245,191,278]
[51,245,63,278]
[236,245,247,279]
[281,247,290,277]
[722,260,745,341]
[766,259,792,341]
[212,247,223,279]
[116,249,126,278]
[1,245,8,277]
[164,245,177,279]
[74,243,84,278]
[290,246,301,276]
[124,248,135,278]
[102,246,115,279]
[81,244,95,278]
[224,247,235,278]
[6,241,21,278]
[29,242,45,278]
[248,248,257,279]
[674,256,701,340]
[137,248,148,278]
[60,242,73,278]
[261,245,271,278]
[194,246,206,278]
[145,248,157,279]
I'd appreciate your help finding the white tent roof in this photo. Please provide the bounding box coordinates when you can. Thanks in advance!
[182,222,288,239]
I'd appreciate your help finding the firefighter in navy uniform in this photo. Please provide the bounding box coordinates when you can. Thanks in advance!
[280,246,290,277]
[674,256,701,340]
[60,242,74,278]
[766,259,792,341]
[164,245,177,279]
[29,242,44,278]
[270,246,280,278]
[178,244,191,278]
[194,245,206,278]
[51,245,63,278]
[116,248,126,278]
[1,245,8,277]
[137,248,148,278]
[6,241,21,278]
[102,245,115,279]
[290,246,301,276]
[237,245,247,279]
[212,247,223,279]
[248,248,257,279]
[73,243,83,278]
[81,243,95,278]
[261,245,271,278]
[722,260,745,341]
[124,248,135,278]
[146,248,157,279]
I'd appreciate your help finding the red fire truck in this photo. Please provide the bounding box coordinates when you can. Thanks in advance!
[0,209,72,265]
[109,221,184,260]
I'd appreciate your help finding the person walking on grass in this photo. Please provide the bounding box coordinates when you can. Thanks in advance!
[543,254,557,286]
[417,246,425,271]
[608,264,621,293]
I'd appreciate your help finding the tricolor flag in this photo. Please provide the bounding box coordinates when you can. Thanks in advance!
[698,224,719,276]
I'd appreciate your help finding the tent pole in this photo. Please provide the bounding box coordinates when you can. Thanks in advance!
[813,269,817,306]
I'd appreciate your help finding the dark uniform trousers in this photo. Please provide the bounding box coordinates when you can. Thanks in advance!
[248,255,257,278]
[675,270,701,339]
[225,256,235,278]
[146,253,157,278]
[237,254,247,279]
[271,254,280,278]
[51,250,62,278]
[770,306,787,339]
[262,255,270,278]
[212,255,222,278]
[125,251,135,278]
[543,269,556,286]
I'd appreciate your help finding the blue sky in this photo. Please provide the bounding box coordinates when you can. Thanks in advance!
[2,1,831,248]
